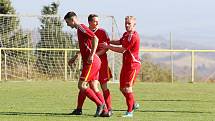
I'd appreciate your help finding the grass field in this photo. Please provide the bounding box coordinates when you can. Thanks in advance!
[0,81,215,121]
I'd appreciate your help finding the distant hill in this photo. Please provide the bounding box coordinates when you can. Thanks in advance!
[140,35,215,82]
[140,35,215,50]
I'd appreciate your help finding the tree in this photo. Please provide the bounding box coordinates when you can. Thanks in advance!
[0,0,31,69]
[36,2,75,76]
[138,55,174,82]
[0,0,15,14]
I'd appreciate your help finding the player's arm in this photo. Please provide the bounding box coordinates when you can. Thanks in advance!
[88,36,99,64]
[110,40,121,45]
[96,49,107,56]
[100,43,126,53]
[68,51,80,67]
[96,30,111,56]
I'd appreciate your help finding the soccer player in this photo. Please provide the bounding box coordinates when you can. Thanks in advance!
[89,14,113,116]
[70,14,113,117]
[101,16,141,117]
[64,11,105,117]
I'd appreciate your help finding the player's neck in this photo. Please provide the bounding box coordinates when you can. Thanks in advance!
[127,30,135,33]
[74,21,81,29]
[74,23,80,29]
[89,26,98,32]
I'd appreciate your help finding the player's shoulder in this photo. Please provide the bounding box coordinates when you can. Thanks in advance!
[133,31,140,39]
[133,31,139,36]
[127,31,140,42]
[129,31,140,38]
[78,24,88,33]
[79,24,87,28]
[97,28,107,33]
[122,32,128,36]
[131,31,140,42]
[98,28,109,36]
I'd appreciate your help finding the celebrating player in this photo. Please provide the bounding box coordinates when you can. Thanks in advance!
[70,14,113,117]
[64,11,105,117]
[100,16,141,117]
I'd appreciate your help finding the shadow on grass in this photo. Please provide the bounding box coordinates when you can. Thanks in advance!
[0,110,213,118]
[142,99,212,102]
[113,109,213,114]
[0,112,94,117]
[140,110,213,114]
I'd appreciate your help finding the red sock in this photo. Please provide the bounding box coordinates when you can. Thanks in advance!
[95,91,108,112]
[124,92,134,112]
[103,89,112,110]
[85,88,102,106]
[77,90,86,109]
[95,91,105,104]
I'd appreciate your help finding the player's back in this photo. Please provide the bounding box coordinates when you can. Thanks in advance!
[77,24,95,63]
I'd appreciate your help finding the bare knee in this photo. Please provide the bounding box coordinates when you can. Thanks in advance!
[78,80,88,90]
[89,80,100,92]
[120,87,133,93]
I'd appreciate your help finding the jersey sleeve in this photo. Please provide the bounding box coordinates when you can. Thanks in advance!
[79,24,95,39]
[103,30,110,45]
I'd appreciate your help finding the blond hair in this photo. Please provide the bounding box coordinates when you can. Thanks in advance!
[125,16,136,25]
[125,16,136,20]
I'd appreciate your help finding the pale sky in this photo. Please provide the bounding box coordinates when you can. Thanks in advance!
[11,0,215,44]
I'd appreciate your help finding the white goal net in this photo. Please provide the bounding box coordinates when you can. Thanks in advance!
[0,14,121,81]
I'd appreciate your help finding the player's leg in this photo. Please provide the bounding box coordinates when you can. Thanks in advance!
[99,64,112,115]
[69,64,98,115]
[120,66,138,117]
[90,80,108,117]
[78,80,103,108]
[70,89,86,115]
[120,86,135,117]
[79,82,105,117]
[74,60,103,116]
[81,55,104,117]
[100,82,112,116]
[90,80,105,104]
[132,64,141,111]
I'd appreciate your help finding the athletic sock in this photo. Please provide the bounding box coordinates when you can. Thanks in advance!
[77,90,86,109]
[124,92,134,112]
[84,88,102,106]
[95,91,105,104]
[95,91,108,112]
[103,89,112,110]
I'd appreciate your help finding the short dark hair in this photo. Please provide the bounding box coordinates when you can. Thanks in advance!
[88,14,98,22]
[64,11,77,20]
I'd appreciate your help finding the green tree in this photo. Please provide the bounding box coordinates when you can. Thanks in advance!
[0,0,15,14]
[0,0,31,67]
[138,55,174,82]
[36,2,75,76]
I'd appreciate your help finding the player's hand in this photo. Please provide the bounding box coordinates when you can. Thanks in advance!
[87,54,94,64]
[68,55,78,67]
[99,42,109,49]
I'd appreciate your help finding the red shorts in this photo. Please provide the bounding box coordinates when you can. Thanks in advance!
[120,62,141,88]
[99,58,112,84]
[80,55,101,82]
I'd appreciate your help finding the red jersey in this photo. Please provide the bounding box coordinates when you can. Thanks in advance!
[120,31,141,65]
[93,28,112,83]
[93,28,110,60]
[77,24,95,63]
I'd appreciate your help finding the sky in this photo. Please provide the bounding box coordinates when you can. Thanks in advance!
[10,0,215,45]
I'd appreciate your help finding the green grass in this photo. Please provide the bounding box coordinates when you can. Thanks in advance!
[0,81,215,121]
